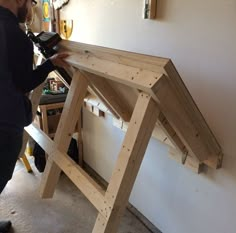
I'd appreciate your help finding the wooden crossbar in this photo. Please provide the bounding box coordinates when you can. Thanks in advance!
[84,72,132,122]
[25,123,106,214]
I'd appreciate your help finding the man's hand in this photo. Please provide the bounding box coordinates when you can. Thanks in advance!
[49,53,70,69]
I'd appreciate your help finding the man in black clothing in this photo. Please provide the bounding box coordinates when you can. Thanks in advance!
[0,0,69,232]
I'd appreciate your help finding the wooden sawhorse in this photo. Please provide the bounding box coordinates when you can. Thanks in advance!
[23,41,223,233]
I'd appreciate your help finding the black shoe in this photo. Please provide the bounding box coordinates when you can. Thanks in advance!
[0,221,12,233]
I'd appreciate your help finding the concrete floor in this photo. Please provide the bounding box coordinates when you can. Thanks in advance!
[0,160,154,233]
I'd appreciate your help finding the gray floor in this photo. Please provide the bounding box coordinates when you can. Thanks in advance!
[0,160,153,233]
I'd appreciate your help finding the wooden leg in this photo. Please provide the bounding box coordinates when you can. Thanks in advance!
[92,92,159,233]
[39,71,88,198]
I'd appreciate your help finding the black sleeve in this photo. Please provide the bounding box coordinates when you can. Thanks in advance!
[21,58,55,92]
[6,23,55,93]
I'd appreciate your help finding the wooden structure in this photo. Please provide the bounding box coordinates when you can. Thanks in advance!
[23,40,223,233]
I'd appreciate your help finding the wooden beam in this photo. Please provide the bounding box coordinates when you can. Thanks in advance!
[154,77,213,163]
[59,40,169,72]
[92,92,159,233]
[84,72,132,122]
[164,61,223,168]
[25,123,106,214]
[87,84,120,119]
[65,53,164,95]
[39,70,88,198]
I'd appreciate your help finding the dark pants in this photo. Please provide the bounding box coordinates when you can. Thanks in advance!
[0,130,23,194]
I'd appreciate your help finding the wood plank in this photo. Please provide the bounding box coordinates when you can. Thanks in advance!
[59,40,169,71]
[92,93,159,233]
[84,72,132,122]
[40,71,88,198]
[164,61,223,168]
[154,77,212,162]
[65,53,164,95]
[87,84,120,119]
[25,123,106,214]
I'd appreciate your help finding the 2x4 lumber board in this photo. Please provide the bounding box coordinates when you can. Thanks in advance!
[66,53,164,95]
[164,61,223,168]
[87,84,120,119]
[25,123,106,214]
[92,93,159,233]
[155,77,213,163]
[85,72,132,122]
[40,71,88,198]
[59,40,169,71]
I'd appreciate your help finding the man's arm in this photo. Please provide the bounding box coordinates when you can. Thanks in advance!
[7,23,68,93]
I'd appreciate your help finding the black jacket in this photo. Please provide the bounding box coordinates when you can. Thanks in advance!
[0,6,55,133]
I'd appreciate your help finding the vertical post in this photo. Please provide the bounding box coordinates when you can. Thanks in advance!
[40,71,88,198]
[92,92,159,233]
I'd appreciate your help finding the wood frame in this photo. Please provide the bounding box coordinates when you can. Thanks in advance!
[23,40,223,233]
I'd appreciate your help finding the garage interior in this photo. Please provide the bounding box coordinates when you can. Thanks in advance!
[1,0,236,233]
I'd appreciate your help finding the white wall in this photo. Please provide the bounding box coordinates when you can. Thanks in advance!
[61,1,236,233]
